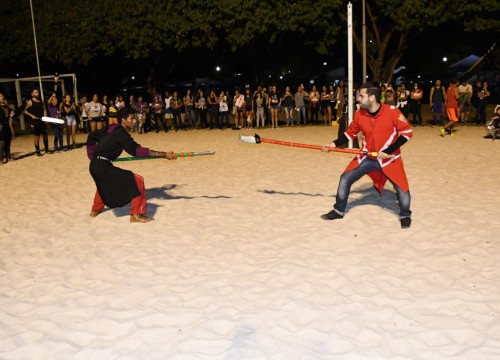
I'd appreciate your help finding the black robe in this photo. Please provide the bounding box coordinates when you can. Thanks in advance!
[89,125,141,208]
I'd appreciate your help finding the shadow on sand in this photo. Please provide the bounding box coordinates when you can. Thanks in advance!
[259,184,401,216]
[111,184,232,218]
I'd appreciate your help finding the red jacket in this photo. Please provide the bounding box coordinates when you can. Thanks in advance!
[344,104,413,192]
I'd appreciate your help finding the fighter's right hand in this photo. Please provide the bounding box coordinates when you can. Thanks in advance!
[322,142,336,152]
[166,151,177,160]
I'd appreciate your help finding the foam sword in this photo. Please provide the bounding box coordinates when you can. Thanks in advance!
[239,134,378,157]
[114,150,215,162]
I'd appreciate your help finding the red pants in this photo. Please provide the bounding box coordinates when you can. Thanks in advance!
[92,173,147,215]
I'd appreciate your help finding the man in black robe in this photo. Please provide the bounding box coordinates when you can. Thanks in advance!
[87,108,176,223]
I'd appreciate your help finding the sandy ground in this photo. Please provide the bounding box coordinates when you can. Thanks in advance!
[1,123,499,359]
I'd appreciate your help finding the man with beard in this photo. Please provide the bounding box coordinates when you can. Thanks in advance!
[320,82,414,229]
[24,88,49,156]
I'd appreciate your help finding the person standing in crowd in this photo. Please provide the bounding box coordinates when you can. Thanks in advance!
[440,79,460,136]
[218,90,229,129]
[281,86,295,126]
[183,89,195,129]
[429,79,446,127]
[294,85,308,125]
[254,91,265,128]
[107,98,118,126]
[151,94,166,132]
[243,88,254,129]
[458,80,473,123]
[170,91,183,131]
[233,89,244,129]
[164,91,173,129]
[396,83,410,118]
[384,87,396,106]
[24,88,48,156]
[87,108,177,223]
[207,90,218,130]
[328,84,337,122]
[475,81,490,125]
[128,95,135,109]
[309,85,320,124]
[134,95,148,134]
[196,90,207,129]
[268,85,281,129]
[409,83,423,126]
[335,80,346,122]
[61,94,78,149]
[115,95,125,110]
[0,93,15,164]
[86,94,105,132]
[47,94,64,152]
[321,81,413,229]
[320,85,332,125]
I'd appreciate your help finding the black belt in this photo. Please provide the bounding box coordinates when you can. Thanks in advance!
[96,156,112,163]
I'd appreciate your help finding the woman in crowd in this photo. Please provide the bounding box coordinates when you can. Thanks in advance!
[218,91,229,129]
[196,90,207,129]
[207,90,218,129]
[281,86,295,126]
[151,94,166,132]
[0,92,15,164]
[47,93,64,152]
[170,91,183,131]
[60,94,78,150]
[243,88,254,129]
[268,85,280,128]
[107,98,118,126]
[183,89,195,129]
[320,85,332,125]
[85,94,105,132]
[309,85,320,124]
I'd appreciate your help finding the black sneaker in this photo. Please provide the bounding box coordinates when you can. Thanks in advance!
[36,150,43,157]
[400,217,412,229]
[320,209,344,220]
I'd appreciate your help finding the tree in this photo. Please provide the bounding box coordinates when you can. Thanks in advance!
[0,0,345,87]
[343,0,500,84]
[215,0,343,83]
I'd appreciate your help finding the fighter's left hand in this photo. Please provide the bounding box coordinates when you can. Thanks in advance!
[166,151,177,160]
[378,152,395,160]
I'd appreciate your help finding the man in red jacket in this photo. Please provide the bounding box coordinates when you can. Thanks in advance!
[321,82,413,228]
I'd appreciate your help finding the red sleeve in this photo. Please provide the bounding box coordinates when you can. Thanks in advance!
[394,110,413,140]
[345,112,361,140]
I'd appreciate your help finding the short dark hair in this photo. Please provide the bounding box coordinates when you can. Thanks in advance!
[117,107,137,123]
[359,81,381,102]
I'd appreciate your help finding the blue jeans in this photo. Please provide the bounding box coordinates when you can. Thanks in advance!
[296,106,307,124]
[333,158,411,218]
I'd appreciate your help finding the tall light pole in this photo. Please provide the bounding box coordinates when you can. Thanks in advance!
[347,2,354,149]
[362,0,367,82]
[29,0,44,100]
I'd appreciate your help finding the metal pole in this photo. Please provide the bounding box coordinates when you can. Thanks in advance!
[347,3,354,149]
[29,0,44,101]
[362,0,367,82]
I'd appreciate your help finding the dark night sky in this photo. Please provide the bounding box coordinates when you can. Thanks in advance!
[1,22,498,98]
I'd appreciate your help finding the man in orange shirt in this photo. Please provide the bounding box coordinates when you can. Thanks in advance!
[440,79,460,136]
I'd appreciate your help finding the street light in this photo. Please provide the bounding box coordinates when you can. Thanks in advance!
[442,57,448,62]
[216,66,221,72]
